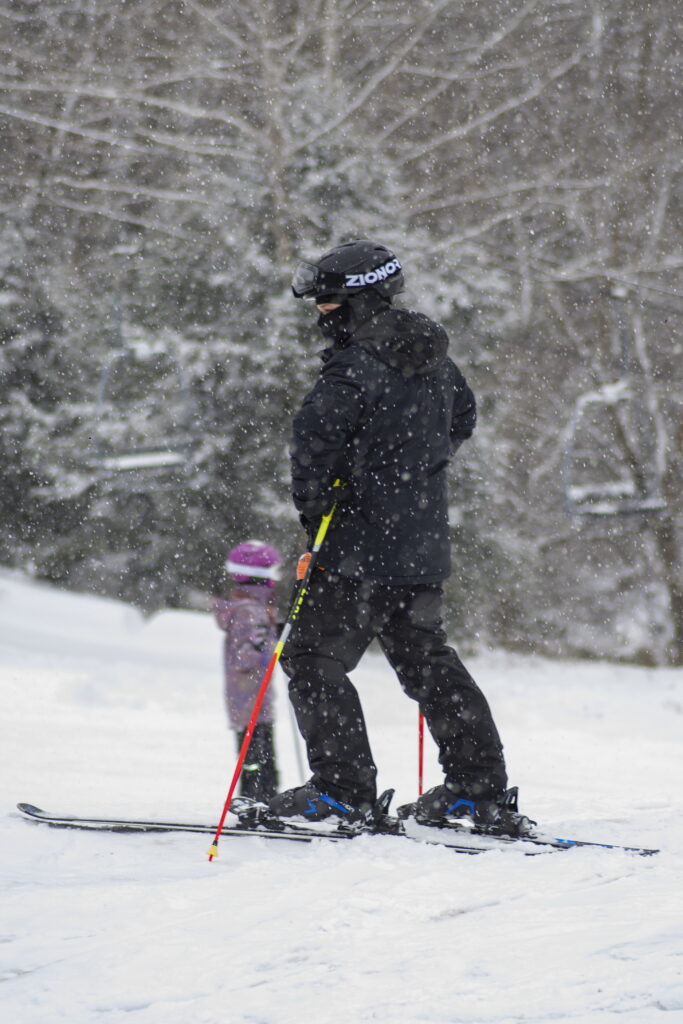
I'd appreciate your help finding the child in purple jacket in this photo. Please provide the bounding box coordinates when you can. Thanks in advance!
[213,540,282,800]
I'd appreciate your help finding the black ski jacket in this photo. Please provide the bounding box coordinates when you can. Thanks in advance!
[291,306,476,584]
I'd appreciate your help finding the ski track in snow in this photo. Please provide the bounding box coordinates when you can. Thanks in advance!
[0,569,682,1024]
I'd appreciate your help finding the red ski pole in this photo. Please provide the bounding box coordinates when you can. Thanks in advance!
[418,712,425,796]
[207,494,339,861]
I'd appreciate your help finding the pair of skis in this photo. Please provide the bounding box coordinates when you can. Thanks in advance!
[16,800,658,858]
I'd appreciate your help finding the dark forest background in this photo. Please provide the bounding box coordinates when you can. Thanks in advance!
[1,0,681,664]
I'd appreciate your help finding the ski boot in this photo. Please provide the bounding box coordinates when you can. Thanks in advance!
[267,779,374,828]
[397,785,536,838]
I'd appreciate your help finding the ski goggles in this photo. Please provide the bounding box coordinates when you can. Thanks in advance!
[291,260,347,299]
[225,559,281,581]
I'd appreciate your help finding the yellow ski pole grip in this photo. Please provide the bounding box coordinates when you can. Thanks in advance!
[311,478,342,551]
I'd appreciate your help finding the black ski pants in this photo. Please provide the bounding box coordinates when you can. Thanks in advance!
[280,571,507,805]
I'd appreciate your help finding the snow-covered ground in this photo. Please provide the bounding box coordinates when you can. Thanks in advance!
[1,569,682,1024]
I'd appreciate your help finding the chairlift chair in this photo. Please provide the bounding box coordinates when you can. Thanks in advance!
[92,343,196,491]
[563,380,665,517]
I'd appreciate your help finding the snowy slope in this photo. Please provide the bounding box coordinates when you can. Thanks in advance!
[1,569,682,1024]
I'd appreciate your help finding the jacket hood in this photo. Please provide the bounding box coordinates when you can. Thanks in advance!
[352,307,449,376]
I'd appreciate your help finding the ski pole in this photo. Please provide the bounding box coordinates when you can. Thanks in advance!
[207,491,339,861]
[418,711,425,796]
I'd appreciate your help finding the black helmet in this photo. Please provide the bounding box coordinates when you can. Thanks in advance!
[292,239,404,302]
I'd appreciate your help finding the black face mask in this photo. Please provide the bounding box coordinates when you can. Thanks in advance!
[316,291,390,344]
[317,303,354,344]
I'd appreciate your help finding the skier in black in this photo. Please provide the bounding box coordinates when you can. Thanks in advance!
[268,239,533,837]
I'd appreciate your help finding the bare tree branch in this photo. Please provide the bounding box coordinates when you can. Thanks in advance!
[0,102,150,152]
[399,41,593,165]
[0,79,262,140]
[31,194,199,239]
[181,0,260,53]
[286,0,457,157]
[535,254,683,283]
[429,198,540,250]
[19,175,220,208]
[403,168,610,217]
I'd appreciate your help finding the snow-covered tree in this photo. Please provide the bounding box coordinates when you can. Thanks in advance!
[0,0,680,660]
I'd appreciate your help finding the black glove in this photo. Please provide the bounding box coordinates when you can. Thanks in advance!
[296,480,352,546]
[329,480,353,505]
[296,481,351,521]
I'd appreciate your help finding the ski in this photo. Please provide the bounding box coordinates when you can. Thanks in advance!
[399,818,659,856]
[16,803,658,856]
[16,803,339,844]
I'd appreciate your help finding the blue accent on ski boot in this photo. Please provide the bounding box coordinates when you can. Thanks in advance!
[445,797,476,817]
[268,780,373,825]
[397,785,536,838]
